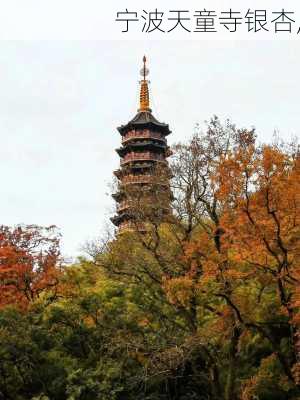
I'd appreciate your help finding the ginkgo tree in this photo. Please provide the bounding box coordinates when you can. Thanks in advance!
[215,140,300,386]
[101,117,300,399]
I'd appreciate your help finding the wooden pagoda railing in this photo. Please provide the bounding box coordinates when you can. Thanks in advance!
[118,221,146,233]
[117,200,132,212]
[122,129,166,144]
[122,174,153,185]
[121,152,166,165]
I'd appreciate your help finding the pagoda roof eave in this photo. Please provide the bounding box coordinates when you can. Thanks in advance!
[112,191,125,201]
[117,111,171,136]
[116,141,167,156]
[111,212,134,226]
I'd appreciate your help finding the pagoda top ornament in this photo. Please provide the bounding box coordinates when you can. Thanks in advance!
[117,56,171,136]
[138,55,151,112]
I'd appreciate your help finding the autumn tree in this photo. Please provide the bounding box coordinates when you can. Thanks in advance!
[169,123,300,398]
[97,117,300,399]
[0,224,61,308]
[215,139,300,388]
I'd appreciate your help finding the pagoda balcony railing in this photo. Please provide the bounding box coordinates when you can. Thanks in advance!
[118,221,146,233]
[122,130,166,144]
[117,200,132,212]
[122,174,153,185]
[121,152,166,165]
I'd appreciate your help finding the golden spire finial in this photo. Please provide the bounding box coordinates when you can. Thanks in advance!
[139,55,151,112]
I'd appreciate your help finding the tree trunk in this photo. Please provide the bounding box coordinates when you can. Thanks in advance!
[224,325,241,400]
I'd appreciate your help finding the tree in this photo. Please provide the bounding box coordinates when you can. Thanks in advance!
[98,117,300,399]
[215,140,300,386]
[0,225,61,308]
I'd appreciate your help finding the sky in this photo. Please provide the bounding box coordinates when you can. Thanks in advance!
[0,40,299,257]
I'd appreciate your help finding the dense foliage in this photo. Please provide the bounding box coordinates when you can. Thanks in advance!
[0,117,299,399]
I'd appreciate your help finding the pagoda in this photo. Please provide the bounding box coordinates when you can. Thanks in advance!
[111,56,172,233]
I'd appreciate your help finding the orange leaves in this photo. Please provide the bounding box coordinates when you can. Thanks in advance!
[223,269,251,280]
[211,142,300,336]
[0,225,61,309]
[241,353,294,400]
[217,143,299,273]
[138,318,150,327]
[170,134,299,348]
[292,362,300,385]
[162,275,194,307]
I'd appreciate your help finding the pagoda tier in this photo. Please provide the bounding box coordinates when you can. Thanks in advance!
[122,129,167,145]
[120,151,168,166]
[116,140,168,157]
[111,56,172,232]
[118,111,171,137]
[114,166,172,181]
[113,163,155,179]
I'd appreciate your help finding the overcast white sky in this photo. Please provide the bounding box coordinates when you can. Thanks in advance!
[0,41,299,257]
